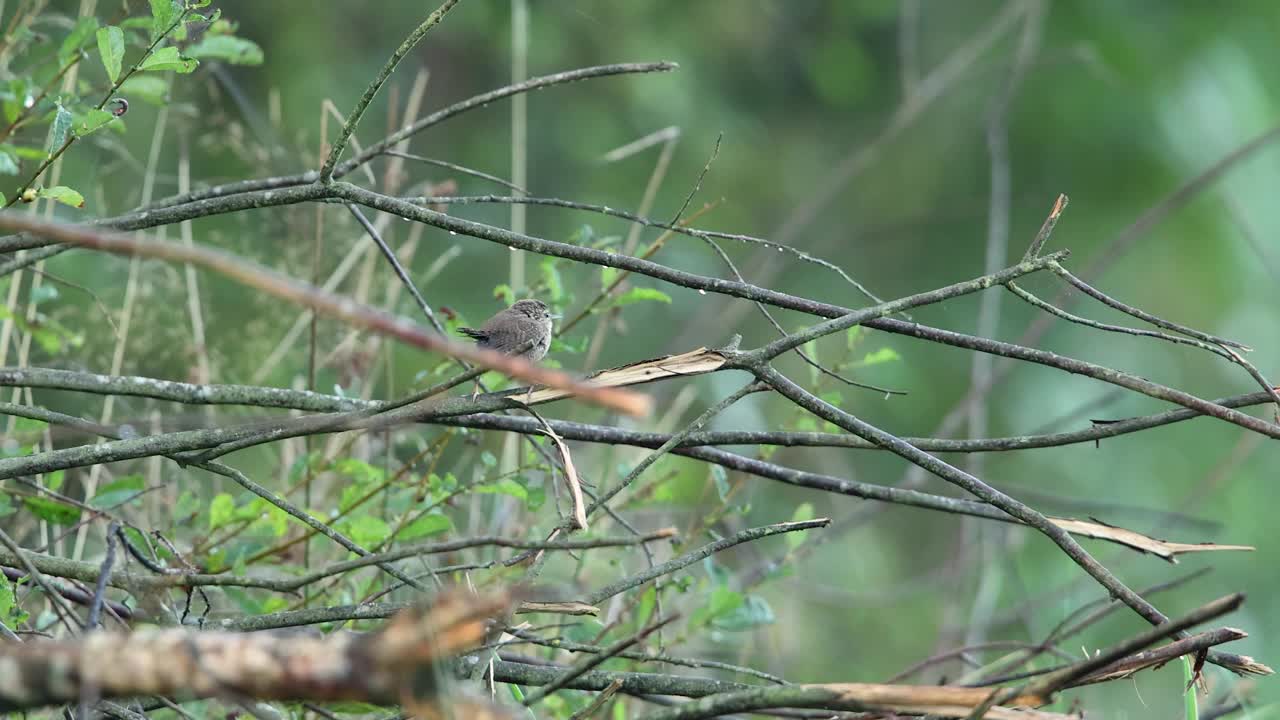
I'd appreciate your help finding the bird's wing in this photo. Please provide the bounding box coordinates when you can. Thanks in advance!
[458,327,487,341]
[477,317,537,354]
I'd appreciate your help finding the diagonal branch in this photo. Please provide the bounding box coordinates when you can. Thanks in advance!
[317,0,460,182]
[0,213,650,417]
[744,362,1262,676]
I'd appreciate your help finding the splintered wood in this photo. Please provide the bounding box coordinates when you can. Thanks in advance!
[511,347,728,406]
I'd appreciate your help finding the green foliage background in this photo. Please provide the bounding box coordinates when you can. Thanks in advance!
[3,1,1279,716]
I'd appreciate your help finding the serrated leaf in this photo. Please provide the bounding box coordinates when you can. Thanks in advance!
[399,513,453,541]
[44,104,72,155]
[96,26,125,84]
[138,47,198,74]
[186,34,263,65]
[22,496,80,525]
[611,287,671,307]
[37,186,84,208]
[59,16,99,64]
[149,0,179,41]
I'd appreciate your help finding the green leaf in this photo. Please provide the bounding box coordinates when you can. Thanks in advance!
[610,287,672,307]
[119,74,170,105]
[712,594,775,631]
[473,478,527,501]
[334,457,385,484]
[28,284,57,306]
[787,503,815,549]
[859,347,900,367]
[59,16,99,64]
[209,492,234,529]
[46,470,65,492]
[174,490,200,520]
[22,496,80,525]
[264,505,289,537]
[399,512,453,541]
[702,557,732,586]
[525,485,546,511]
[692,586,743,628]
[0,572,15,622]
[600,266,619,289]
[119,17,154,33]
[344,515,389,548]
[0,149,16,176]
[540,258,564,302]
[91,474,145,508]
[44,104,72,156]
[1181,656,1198,720]
[5,145,45,160]
[846,326,863,351]
[186,35,263,65]
[0,572,28,628]
[138,47,198,74]
[710,465,730,502]
[37,186,84,209]
[96,26,125,84]
[149,0,180,41]
[75,108,116,138]
[28,284,57,303]
[479,451,497,468]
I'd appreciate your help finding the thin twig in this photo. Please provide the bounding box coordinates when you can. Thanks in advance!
[520,616,675,705]
[318,0,461,182]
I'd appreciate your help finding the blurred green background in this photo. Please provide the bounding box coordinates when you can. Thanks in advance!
[7,1,1280,716]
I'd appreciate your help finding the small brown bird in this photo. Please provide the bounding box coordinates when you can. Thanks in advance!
[458,299,558,362]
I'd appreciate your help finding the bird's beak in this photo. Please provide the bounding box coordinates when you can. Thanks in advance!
[549,314,562,320]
